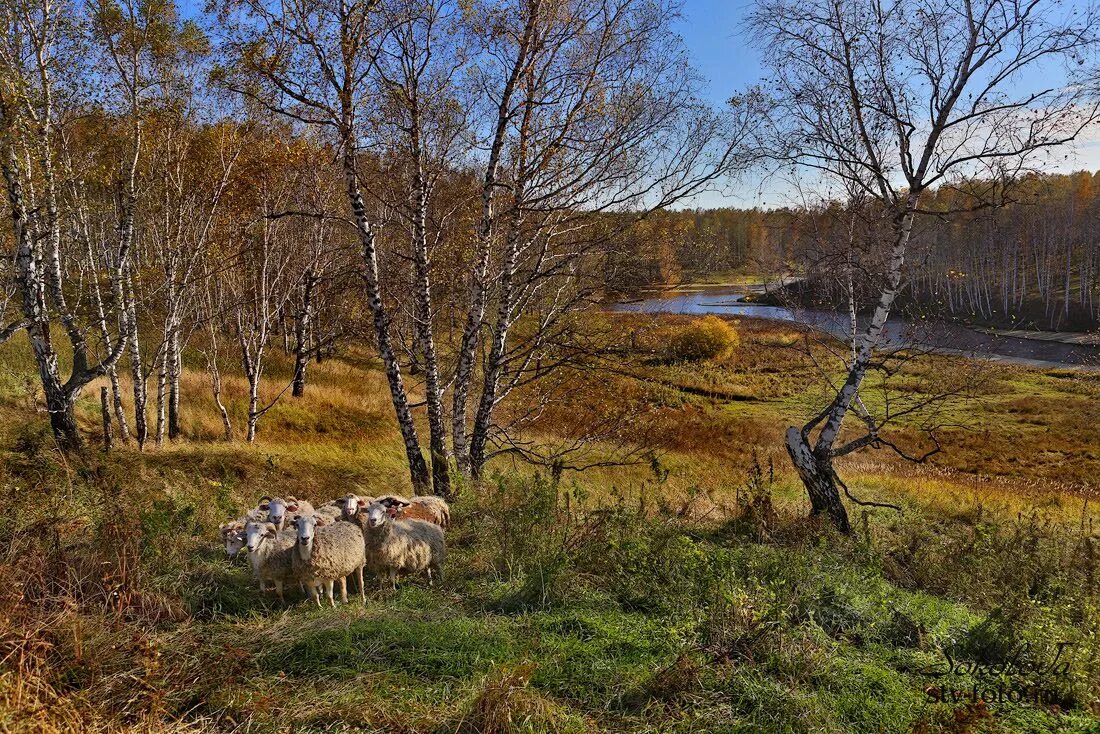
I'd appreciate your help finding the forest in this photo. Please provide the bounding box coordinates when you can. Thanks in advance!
[3,0,1100,732]
[616,172,1100,330]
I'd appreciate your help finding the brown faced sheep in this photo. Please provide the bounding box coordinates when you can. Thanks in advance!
[244,521,298,603]
[376,494,450,529]
[358,500,446,590]
[291,515,366,607]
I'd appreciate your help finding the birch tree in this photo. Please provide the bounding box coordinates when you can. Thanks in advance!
[0,0,130,448]
[751,0,1100,532]
[217,0,433,490]
[458,0,756,478]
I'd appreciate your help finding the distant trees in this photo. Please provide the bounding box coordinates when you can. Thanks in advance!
[751,0,1100,532]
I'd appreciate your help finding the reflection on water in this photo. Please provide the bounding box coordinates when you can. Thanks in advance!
[609,286,1100,370]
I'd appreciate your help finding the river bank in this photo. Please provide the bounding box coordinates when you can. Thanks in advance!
[609,284,1100,370]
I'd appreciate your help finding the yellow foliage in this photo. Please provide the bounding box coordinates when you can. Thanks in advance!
[668,315,740,362]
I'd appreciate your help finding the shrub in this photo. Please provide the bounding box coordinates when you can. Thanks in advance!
[668,315,739,362]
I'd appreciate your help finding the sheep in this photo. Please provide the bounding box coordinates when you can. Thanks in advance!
[244,521,299,603]
[377,494,450,529]
[218,520,247,559]
[266,496,315,531]
[358,500,446,590]
[339,493,376,521]
[291,514,366,607]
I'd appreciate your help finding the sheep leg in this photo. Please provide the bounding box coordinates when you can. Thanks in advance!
[356,566,365,603]
[339,576,348,604]
[325,579,336,607]
[273,580,285,604]
[388,569,397,592]
[312,583,322,607]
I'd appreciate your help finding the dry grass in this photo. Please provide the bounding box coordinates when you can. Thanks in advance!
[0,315,1099,731]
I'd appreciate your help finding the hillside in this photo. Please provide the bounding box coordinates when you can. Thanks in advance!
[1,314,1099,733]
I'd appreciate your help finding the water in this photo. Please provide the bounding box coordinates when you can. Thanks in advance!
[609,285,1100,370]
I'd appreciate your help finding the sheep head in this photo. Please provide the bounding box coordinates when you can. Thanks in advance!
[365,500,405,528]
[219,521,246,559]
[292,514,321,561]
[267,498,291,529]
[340,494,369,518]
[245,521,277,554]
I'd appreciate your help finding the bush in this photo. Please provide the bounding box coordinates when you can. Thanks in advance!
[668,315,739,362]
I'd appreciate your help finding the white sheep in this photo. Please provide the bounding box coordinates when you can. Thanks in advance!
[339,493,376,521]
[218,520,247,559]
[291,515,366,607]
[358,500,446,590]
[266,496,315,531]
[244,521,298,603]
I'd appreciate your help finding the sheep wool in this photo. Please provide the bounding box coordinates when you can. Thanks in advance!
[244,521,298,602]
[360,501,446,590]
[314,504,344,523]
[291,515,366,606]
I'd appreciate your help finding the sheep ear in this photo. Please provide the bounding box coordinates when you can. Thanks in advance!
[356,499,366,508]
[395,499,411,508]
[259,502,270,511]
[264,522,277,536]
[287,503,299,512]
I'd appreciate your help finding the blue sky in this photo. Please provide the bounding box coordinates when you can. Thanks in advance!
[675,0,1100,209]
[676,0,761,108]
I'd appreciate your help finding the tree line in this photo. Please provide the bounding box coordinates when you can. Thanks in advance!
[612,170,1100,333]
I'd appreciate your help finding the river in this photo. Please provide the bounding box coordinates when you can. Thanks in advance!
[609,285,1100,370]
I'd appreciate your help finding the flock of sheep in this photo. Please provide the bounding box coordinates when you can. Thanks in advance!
[218,493,450,607]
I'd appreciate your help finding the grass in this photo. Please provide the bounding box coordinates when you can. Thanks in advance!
[0,315,1099,732]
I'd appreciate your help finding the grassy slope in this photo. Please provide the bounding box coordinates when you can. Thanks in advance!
[0,315,1098,733]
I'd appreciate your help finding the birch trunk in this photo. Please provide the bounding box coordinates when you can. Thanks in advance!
[469,222,521,479]
[342,150,430,491]
[291,271,313,398]
[167,327,181,439]
[451,11,535,476]
[125,266,148,449]
[408,114,451,497]
[786,207,916,533]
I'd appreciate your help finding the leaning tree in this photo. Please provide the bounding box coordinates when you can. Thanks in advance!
[751,0,1100,532]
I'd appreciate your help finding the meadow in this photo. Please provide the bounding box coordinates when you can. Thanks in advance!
[1,313,1098,733]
